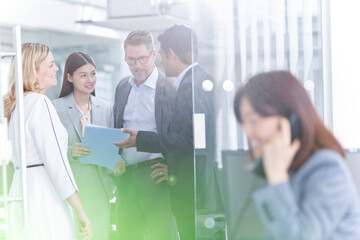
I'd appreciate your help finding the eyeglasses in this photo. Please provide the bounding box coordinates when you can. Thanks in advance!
[125,54,151,66]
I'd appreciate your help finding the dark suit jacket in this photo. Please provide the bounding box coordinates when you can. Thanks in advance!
[137,65,223,217]
[113,69,176,154]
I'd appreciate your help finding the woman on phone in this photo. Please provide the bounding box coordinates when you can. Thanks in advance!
[52,52,124,240]
[5,43,92,240]
[233,71,360,239]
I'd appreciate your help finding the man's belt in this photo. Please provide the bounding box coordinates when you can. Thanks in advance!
[27,163,44,168]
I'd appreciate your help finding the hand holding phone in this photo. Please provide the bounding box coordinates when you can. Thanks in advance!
[251,113,302,179]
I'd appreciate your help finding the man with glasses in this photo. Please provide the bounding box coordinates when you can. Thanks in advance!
[116,24,224,240]
[112,30,177,240]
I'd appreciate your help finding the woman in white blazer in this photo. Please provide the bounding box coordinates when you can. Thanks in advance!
[52,52,124,240]
[4,43,92,240]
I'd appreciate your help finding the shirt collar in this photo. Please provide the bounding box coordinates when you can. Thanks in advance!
[174,62,199,91]
[128,66,158,90]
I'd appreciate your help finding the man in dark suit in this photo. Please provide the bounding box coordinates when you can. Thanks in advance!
[113,30,177,240]
[116,25,224,240]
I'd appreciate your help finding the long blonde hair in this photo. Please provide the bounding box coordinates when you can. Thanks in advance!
[3,43,50,121]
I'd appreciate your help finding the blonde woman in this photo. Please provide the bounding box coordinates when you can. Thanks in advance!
[4,43,92,240]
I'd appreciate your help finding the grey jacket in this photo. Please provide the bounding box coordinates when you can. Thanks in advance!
[113,69,175,137]
[253,149,360,240]
[52,93,114,199]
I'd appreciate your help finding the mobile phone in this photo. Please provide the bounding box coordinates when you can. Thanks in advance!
[250,113,302,178]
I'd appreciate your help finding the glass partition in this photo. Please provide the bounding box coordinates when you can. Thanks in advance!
[1,0,326,238]
[191,0,323,239]
[0,25,123,239]
[0,26,123,102]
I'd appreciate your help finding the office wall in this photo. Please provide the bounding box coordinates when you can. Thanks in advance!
[0,0,121,39]
[330,0,360,148]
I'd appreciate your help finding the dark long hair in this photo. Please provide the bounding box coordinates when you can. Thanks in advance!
[59,52,96,98]
[233,71,345,171]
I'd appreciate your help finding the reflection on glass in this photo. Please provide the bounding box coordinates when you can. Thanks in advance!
[192,0,323,239]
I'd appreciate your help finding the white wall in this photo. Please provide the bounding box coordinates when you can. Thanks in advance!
[330,0,360,149]
[0,0,122,39]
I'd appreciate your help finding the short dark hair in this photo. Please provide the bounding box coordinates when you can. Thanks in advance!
[59,52,96,98]
[157,24,198,64]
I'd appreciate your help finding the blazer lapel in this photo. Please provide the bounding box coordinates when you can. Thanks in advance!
[117,82,132,128]
[155,72,165,133]
[179,66,194,89]
[65,93,82,140]
[90,95,101,126]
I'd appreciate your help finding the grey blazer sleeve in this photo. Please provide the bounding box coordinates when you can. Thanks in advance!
[113,84,120,128]
[252,150,358,240]
[108,102,114,128]
[67,146,76,162]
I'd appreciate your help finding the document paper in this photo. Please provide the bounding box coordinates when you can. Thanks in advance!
[81,125,128,171]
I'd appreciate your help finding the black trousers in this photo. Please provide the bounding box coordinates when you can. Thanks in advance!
[114,159,178,240]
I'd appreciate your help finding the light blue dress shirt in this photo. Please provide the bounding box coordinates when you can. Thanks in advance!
[122,67,164,165]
